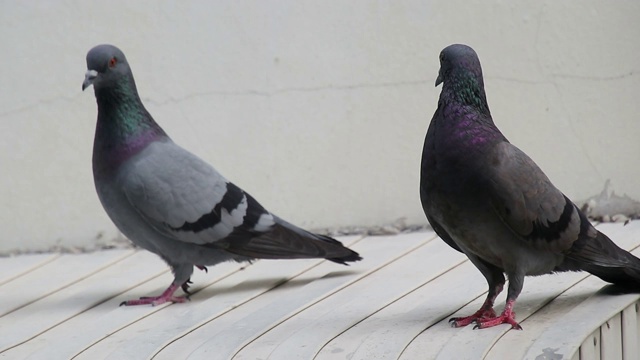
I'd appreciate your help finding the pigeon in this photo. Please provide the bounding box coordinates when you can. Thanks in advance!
[82,44,361,306]
[420,44,640,330]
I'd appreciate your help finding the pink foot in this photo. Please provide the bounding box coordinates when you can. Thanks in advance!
[120,283,188,306]
[450,308,497,328]
[473,300,522,330]
[450,283,504,328]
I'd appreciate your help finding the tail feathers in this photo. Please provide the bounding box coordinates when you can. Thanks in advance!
[582,263,640,288]
[566,230,640,288]
[221,216,361,264]
[321,233,363,264]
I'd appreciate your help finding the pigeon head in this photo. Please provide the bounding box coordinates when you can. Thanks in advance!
[435,44,488,113]
[82,44,134,93]
[84,44,167,168]
[435,44,484,87]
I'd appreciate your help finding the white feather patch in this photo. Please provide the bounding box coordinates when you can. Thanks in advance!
[253,213,275,232]
[205,194,248,242]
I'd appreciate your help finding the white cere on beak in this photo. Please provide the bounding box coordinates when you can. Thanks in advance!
[82,70,99,90]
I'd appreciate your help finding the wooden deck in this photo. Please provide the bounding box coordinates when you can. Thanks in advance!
[1,222,639,360]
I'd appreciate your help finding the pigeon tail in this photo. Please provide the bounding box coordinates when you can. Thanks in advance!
[565,229,640,289]
[323,235,363,265]
[582,240,640,289]
[274,218,362,264]
[222,216,362,264]
[583,263,640,289]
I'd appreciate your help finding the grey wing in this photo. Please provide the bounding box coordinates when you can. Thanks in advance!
[118,140,276,246]
[116,140,357,262]
[483,141,582,252]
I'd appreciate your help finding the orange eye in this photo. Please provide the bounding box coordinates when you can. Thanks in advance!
[108,57,117,68]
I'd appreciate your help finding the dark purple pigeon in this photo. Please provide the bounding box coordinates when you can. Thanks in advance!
[83,44,361,306]
[420,44,640,330]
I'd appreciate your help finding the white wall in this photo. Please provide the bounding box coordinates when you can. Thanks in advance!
[1,1,639,253]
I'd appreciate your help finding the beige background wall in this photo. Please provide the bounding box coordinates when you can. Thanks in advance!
[1,1,639,253]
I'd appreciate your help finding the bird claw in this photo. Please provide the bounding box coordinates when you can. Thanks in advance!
[472,311,522,330]
[473,321,522,330]
[449,308,497,328]
[196,265,208,273]
[119,295,189,306]
[181,279,194,295]
[449,316,477,328]
[118,283,188,306]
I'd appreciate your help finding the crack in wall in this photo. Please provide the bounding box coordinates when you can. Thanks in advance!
[2,71,634,119]
[0,80,430,119]
[141,79,431,107]
[550,71,635,81]
[0,93,83,118]
[490,70,635,85]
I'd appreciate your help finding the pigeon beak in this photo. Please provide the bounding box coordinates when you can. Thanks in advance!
[435,72,443,87]
[82,70,98,91]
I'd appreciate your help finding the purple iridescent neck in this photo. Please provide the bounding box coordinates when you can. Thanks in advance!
[436,98,506,148]
[91,83,168,176]
[93,121,168,176]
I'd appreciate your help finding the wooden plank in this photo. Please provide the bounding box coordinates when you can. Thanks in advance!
[152,233,436,360]
[0,253,248,360]
[434,271,589,359]
[579,330,600,360]
[317,259,484,360]
[404,221,640,359]
[1,253,248,360]
[0,250,134,316]
[231,233,442,360]
[516,276,639,360]
[600,313,622,360]
[0,253,59,286]
[526,225,640,358]
[0,251,169,354]
[486,274,596,360]
[518,222,640,360]
[72,235,382,360]
[622,302,640,360]
[488,222,639,360]
[397,284,489,359]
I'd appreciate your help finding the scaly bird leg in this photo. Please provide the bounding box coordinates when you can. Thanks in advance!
[450,283,503,328]
[450,296,497,327]
[472,274,524,330]
[120,283,189,306]
[473,299,522,330]
[451,254,507,328]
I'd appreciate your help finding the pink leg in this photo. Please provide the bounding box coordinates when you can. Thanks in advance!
[450,283,503,328]
[450,297,497,327]
[473,299,522,330]
[120,283,188,306]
